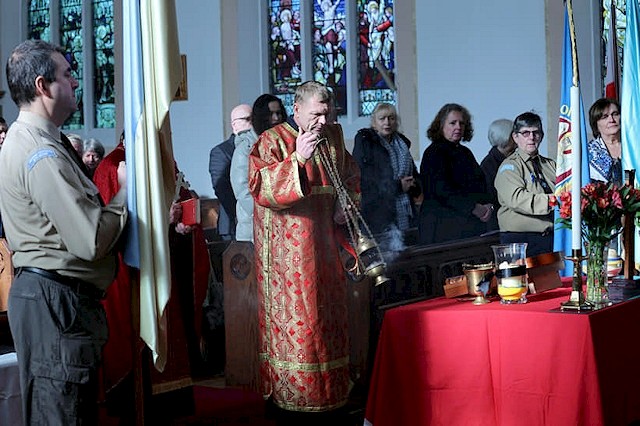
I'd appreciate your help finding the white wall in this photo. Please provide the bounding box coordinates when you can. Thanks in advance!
[171,0,224,198]
[416,1,549,161]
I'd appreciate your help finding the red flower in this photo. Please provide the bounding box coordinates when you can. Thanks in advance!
[556,181,640,245]
[582,183,596,197]
[611,191,623,209]
[597,197,609,209]
[560,191,571,202]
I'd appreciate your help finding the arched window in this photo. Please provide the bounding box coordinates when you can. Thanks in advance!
[27,0,115,130]
[267,0,396,117]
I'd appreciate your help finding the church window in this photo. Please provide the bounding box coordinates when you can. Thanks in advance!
[267,0,396,117]
[27,0,115,130]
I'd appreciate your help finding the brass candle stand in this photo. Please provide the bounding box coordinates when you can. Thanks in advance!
[316,135,390,287]
[560,249,593,311]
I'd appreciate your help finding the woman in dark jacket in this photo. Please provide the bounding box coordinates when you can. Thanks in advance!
[353,103,421,247]
[418,103,492,245]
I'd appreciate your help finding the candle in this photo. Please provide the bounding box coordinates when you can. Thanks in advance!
[570,85,581,251]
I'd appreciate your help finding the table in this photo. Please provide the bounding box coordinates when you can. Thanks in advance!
[364,288,640,426]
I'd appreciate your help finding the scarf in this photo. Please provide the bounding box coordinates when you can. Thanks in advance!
[382,133,414,230]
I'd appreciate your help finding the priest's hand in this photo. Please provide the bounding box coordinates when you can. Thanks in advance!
[117,161,127,188]
[295,128,320,161]
[169,201,182,224]
[175,222,193,235]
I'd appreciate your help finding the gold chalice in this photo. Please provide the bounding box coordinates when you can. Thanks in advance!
[462,262,494,305]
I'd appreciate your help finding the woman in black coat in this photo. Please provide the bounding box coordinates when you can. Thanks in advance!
[353,103,421,249]
[418,103,493,245]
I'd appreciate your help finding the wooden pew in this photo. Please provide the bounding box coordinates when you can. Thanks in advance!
[220,232,500,392]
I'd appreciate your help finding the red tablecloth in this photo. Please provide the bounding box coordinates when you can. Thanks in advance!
[364,287,640,426]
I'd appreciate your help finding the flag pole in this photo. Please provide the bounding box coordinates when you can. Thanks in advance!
[567,0,581,253]
[607,0,620,99]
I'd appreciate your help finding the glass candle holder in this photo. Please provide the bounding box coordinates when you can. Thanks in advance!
[492,243,528,304]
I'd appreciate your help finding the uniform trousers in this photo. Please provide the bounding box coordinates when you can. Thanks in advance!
[500,231,553,258]
[8,269,107,425]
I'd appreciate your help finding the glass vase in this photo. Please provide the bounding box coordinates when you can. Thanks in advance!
[585,240,610,306]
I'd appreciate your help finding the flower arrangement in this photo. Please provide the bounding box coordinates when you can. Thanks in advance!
[556,182,640,304]
[556,182,640,244]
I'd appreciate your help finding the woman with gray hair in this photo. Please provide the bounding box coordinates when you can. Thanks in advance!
[82,138,105,177]
[480,119,516,231]
[66,133,84,156]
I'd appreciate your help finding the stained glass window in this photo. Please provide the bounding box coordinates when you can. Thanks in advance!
[357,0,396,116]
[268,0,302,115]
[60,0,84,129]
[28,0,51,41]
[313,0,347,116]
[93,0,115,128]
[27,1,115,130]
[266,0,398,118]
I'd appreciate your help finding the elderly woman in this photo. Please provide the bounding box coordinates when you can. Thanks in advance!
[494,112,557,257]
[588,98,622,185]
[66,133,84,156]
[418,103,492,245]
[82,138,105,178]
[480,119,516,231]
[353,102,421,241]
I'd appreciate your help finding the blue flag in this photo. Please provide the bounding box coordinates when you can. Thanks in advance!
[122,0,183,370]
[553,5,590,276]
[122,0,143,268]
[621,0,640,265]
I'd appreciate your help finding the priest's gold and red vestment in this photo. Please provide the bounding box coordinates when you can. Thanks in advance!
[249,121,360,412]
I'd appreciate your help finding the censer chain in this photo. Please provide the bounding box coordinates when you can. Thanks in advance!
[316,137,384,262]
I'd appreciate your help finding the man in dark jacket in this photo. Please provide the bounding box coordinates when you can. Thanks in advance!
[208,104,252,240]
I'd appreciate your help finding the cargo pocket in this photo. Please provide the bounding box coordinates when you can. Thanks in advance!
[43,286,108,377]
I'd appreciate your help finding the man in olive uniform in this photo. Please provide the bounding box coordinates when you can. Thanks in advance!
[0,40,128,424]
[494,112,557,257]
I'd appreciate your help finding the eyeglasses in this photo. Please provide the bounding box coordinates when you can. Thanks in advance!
[516,130,543,140]
[232,116,251,123]
[598,111,620,121]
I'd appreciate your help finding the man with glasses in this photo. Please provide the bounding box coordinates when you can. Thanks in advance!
[209,104,252,241]
[494,111,557,256]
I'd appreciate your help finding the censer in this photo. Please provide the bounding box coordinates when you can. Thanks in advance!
[317,135,391,286]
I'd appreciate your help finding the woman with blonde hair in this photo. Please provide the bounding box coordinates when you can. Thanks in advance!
[353,102,421,244]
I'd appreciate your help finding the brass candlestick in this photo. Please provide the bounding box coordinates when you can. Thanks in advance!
[560,249,592,311]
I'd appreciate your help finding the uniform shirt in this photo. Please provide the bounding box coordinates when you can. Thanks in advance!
[494,147,556,233]
[0,111,127,290]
